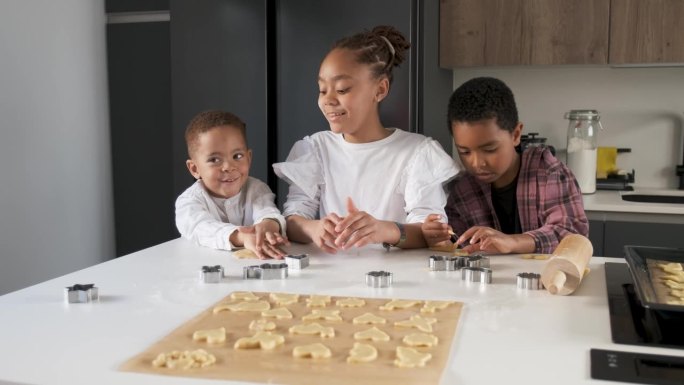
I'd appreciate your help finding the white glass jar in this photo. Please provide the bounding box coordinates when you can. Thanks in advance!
[565,110,602,194]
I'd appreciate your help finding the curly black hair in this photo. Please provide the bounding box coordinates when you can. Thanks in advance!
[447,77,519,134]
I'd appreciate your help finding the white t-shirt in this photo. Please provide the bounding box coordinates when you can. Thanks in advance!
[273,128,460,223]
[175,177,285,250]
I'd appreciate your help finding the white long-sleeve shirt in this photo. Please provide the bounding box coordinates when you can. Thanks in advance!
[175,177,285,250]
[273,128,460,223]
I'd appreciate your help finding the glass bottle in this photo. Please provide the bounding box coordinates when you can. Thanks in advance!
[565,110,602,194]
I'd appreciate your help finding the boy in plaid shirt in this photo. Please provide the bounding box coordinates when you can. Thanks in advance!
[422,77,588,254]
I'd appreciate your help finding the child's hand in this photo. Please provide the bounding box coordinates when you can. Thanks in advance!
[457,226,530,254]
[333,198,388,249]
[421,214,451,247]
[238,226,287,259]
[310,214,343,254]
[253,220,290,259]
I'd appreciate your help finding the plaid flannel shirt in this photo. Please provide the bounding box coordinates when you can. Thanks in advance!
[445,146,589,253]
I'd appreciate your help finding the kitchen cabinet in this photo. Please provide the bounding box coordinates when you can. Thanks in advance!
[439,0,609,67]
[609,0,684,64]
[587,216,684,258]
[588,219,605,257]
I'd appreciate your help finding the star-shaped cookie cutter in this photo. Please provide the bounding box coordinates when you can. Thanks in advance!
[365,271,393,288]
[200,265,224,283]
[284,254,309,270]
[64,284,99,303]
[243,263,288,280]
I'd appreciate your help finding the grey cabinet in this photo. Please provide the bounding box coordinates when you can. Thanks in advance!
[588,219,605,257]
[587,214,684,258]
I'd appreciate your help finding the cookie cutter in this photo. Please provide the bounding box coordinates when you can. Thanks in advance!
[64,284,99,303]
[284,254,309,270]
[200,265,224,283]
[461,267,492,284]
[517,272,543,290]
[366,271,393,288]
[465,255,490,268]
[429,255,466,271]
[243,263,288,280]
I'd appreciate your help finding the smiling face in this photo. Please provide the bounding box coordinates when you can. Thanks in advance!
[317,48,388,143]
[186,125,252,199]
[452,118,523,188]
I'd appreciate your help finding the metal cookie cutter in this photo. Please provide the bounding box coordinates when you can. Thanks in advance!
[284,254,309,270]
[517,272,542,290]
[64,284,99,303]
[429,255,465,271]
[200,265,224,283]
[243,263,288,280]
[465,255,490,268]
[366,271,393,288]
[461,267,492,284]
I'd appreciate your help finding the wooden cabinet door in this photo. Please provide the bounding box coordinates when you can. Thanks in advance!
[609,0,684,64]
[439,0,609,67]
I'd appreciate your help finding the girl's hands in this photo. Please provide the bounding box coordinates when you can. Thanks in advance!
[421,214,451,247]
[333,198,396,249]
[309,213,343,254]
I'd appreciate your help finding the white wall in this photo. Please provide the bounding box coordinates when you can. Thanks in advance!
[0,0,114,295]
[453,66,684,189]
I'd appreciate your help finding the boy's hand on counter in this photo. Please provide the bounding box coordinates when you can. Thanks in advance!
[458,226,535,254]
[236,225,288,259]
[421,214,451,247]
[254,220,290,258]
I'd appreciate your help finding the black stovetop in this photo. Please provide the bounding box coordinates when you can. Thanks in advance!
[605,262,684,349]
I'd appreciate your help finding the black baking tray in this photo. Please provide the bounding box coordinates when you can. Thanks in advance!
[624,245,684,312]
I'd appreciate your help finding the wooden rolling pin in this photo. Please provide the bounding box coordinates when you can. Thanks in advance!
[541,234,593,295]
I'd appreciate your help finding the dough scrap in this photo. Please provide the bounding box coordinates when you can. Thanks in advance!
[261,307,294,320]
[270,292,299,306]
[521,254,549,260]
[353,326,390,342]
[306,295,331,307]
[292,343,331,359]
[336,297,366,308]
[213,300,271,314]
[234,331,284,350]
[428,243,457,253]
[249,319,276,332]
[395,315,437,333]
[352,312,387,325]
[289,322,335,338]
[230,291,260,301]
[379,299,422,311]
[232,249,258,259]
[302,309,342,322]
[192,327,226,345]
[347,342,378,363]
[152,349,216,369]
[402,333,438,347]
[394,347,432,368]
[421,300,451,313]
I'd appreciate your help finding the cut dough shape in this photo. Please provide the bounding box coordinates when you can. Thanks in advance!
[662,273,684,283]
[292,343,331,359]
[302,309,342,322]
[289,322,335,338]
[421,300,451,313]
[394,347,432,368]
[152,349,216,369]
[428,243,457,253]
[306,295,331,307]
[261,307,294,320]
[452,248,470,256]
[353,326,390,342]
[395,315,437,333]
[249,319,276,332]
[336,297,366,308]
[347,342,378,363]
[233,248,258,259]
[521,254,549,260]
[379,299,421,311]
[213,300,271,314]
[234,331,285,350]
[663,280,684,290]
[192,327,226,345]
[230,291,260,301]
[402,333,438,347]
[658,262,683,274]
[270,292,299,306]
[352,312,387,325]
[670,289,684,299]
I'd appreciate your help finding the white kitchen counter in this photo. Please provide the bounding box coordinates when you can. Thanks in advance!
[583,189,684,215]
[1,239,683,385]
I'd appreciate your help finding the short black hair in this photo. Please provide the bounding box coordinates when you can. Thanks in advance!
[447,77,519,134]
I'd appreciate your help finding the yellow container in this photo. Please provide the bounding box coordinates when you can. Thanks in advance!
[596,147,617,179]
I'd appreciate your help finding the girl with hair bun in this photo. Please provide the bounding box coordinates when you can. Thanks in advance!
[274,26,459,253]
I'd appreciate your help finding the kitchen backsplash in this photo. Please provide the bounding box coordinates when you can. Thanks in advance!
[451,66,684,189]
